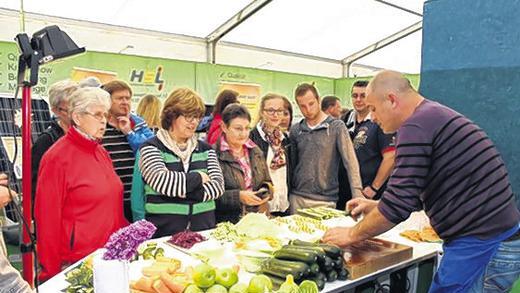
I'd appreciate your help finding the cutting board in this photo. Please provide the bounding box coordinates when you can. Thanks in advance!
[343,238,413,279]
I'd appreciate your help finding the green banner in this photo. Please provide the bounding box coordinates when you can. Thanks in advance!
[0,41,419,116]
[334,74,421,108]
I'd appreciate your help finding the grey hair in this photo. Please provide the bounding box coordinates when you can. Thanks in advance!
[78,76,102,88]
[69,87,111,118]
[48,79,79,109]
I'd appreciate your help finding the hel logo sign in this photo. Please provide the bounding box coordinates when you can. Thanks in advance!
[130,66,165,91]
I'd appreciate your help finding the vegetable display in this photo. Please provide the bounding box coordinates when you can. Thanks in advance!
[261,240,348,291]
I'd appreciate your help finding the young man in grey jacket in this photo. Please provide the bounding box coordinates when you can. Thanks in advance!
[289,84,363,213]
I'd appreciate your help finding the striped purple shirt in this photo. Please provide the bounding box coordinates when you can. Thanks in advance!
[378,99,519,241]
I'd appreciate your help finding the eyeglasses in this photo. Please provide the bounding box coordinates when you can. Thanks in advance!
[83,111,109,121]
[182,114,202,123]
[263,108,286,116]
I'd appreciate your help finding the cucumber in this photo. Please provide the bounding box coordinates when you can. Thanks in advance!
[337,268,349,281]
[282,245,326,263]
[333,257,343,270]
[274,249,318,265]
[310,277,326,291]
[309,263,320,275]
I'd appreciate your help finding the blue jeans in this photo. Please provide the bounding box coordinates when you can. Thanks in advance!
[468,238,520,292]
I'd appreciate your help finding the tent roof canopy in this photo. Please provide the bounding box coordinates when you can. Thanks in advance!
[2,0,425,74]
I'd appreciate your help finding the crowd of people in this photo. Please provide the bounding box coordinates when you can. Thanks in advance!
[0,70,518,292]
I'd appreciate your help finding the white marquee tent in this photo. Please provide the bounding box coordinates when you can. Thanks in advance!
[0,0,425,78]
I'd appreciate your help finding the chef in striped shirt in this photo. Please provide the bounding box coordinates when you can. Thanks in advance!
[323,70,520,292]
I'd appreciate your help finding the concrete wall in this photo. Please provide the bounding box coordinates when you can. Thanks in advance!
[420,0,520,206]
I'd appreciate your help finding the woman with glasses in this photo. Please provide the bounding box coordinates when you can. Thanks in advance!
[215,104,274,223]
[31,79,78,201]
[35,87,128,281]
[250,94,293,216]
[136,88,224,237]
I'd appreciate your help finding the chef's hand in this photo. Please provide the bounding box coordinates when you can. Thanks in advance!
[347,197,378,221]
[322,226,357,247]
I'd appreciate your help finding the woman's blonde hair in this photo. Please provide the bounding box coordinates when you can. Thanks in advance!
[255,93,287,125]
[137,94,162,128]
[161,88,205,130]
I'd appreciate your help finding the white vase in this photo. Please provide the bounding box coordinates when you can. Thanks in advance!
[93,253,130,293]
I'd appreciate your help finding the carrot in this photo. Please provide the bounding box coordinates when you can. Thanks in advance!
[152,279,173,293]
[160,272,187,293]
[134,277,155,292]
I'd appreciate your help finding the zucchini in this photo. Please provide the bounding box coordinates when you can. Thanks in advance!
[263,259,309,279]
[337,268,349,281]
[264,273,285,290]
[309,263,320,275]
[326,270,338,282]
[289,239,342,258]
[333,257,343,270]
[310,277,326,291]
[316,272,327,283]
[261,266,303,281]
[274,249,318,264]
[282,245,326,263]
[289,239,317,247]
[320,256,334,272]
[318,244,342,258]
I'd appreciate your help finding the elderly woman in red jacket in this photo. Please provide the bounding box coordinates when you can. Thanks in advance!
[35,87,127,281]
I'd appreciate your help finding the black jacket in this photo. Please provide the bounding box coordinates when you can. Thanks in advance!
[214,137,272,223]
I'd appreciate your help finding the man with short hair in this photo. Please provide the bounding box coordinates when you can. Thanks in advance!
[321,95,342,119]
[102,80,154,221]
[323,70,520,292]
[340,80,395,203]
[289,83,363,213]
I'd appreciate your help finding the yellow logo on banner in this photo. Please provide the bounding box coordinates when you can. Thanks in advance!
[129,66,165,91]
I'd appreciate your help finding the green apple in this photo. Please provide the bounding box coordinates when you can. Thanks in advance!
[248,274,273,293]
[229,283,248,293]
[184,284,204,293]
[192,263,216,289]
[215,267,239,288]
[206,284,228,293]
